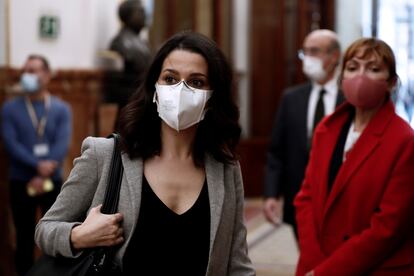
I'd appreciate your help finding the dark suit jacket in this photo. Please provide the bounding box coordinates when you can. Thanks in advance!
[264,82,343,226]
[295,100,414,275]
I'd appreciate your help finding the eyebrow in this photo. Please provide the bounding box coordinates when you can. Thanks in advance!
[347,58,382,65]
[161,68,208,78]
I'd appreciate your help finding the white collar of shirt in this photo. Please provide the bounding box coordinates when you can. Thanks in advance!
[306,74,339,138]
[343,122,361,161]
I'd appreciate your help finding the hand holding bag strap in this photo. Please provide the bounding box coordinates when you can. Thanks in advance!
[89,133,124,274]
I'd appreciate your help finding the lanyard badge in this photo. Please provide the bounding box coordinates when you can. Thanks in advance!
[25,94,51,157]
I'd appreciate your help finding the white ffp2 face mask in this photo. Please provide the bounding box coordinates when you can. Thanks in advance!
[153,81,213,131]
[302,56,327,82]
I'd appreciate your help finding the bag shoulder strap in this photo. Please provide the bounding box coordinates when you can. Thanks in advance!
[100,133,124,215]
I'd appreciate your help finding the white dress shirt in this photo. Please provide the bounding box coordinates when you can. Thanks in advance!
[343,122,361,161]
[307,75,339,138]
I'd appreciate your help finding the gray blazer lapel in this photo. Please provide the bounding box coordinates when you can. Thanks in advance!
[119,153,143,255]
[205,155,225,259]
[121,153,143,219]
[115,154,143,263]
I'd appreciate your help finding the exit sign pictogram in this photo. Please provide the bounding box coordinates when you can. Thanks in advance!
[39,15,60,39]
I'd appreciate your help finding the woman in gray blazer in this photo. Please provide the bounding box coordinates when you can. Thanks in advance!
[35,31,255,276]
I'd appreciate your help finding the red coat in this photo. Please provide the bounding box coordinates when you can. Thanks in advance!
[294,100,414,276]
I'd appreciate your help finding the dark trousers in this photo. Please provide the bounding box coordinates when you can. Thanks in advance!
[9,179,61,276]
[283,200,298,239]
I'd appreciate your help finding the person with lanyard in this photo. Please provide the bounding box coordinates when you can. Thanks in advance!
[1,54,72,276]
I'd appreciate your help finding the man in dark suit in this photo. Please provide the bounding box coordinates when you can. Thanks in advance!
[263,29,344,235]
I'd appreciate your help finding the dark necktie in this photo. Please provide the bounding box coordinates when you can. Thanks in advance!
[313,88,326,132]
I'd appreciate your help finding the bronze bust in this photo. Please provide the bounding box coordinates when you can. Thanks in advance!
[106,0,152,124]
[109,0,151,76]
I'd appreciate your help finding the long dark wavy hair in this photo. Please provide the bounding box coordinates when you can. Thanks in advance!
[118,31,241,166]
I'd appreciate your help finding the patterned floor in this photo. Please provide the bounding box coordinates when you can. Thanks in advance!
[245,198,299,276]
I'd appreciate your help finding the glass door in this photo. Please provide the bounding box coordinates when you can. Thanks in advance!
[374,0,414,127]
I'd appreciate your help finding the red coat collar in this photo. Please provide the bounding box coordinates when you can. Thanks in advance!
[320,99,395,136]
[314,100,395,221]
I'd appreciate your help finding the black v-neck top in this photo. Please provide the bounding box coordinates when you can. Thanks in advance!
[122,176,211,276]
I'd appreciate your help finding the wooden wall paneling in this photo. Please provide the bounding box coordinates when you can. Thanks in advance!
[321,0,335,30]
[250,0,285,137]
[294,0,336,83]
[98,103,118,138]
[239,137,270,197]
[165,0,178,38]
[284,0,302,88]
[213,0,222,44]
[150,0,194,49]
[295,0,309,84]
[177,0,194,33]
[48,71,103,179]
[0,67,15,276]
[213,0,232,58]
[149,0,167,50]
[163,0,193,37]
[194,0,213,38]
[239,0,285,197]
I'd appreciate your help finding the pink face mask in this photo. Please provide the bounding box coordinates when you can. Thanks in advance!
[342,75,389,110]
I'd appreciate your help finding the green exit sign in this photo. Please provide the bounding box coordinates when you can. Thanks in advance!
[39,15,60,39]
